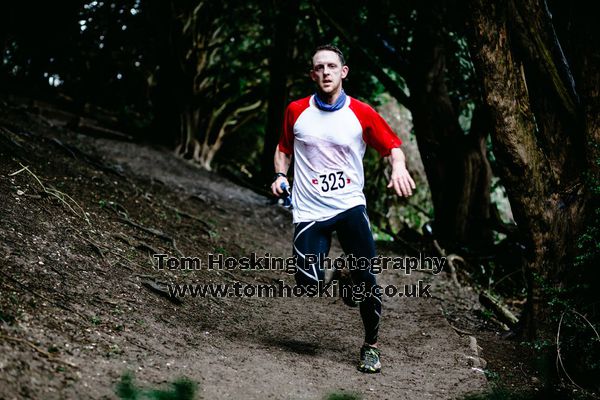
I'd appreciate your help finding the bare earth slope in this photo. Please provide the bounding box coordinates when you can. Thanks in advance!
[0,100,488,399]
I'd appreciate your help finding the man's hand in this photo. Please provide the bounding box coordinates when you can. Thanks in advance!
[272,147,292,197]
[387,166,416,197]
[271,176,290,197]
[387,148,416,197]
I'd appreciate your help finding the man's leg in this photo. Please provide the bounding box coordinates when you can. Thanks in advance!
[335,205,382,373]
[292,221,332,287]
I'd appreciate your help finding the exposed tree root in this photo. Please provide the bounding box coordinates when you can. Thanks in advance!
[116,217,183,257]
[9,164,91,227]
[479,291,519,328]
[112,232,160,255]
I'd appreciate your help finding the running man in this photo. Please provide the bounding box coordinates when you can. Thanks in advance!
[271,44,415,373]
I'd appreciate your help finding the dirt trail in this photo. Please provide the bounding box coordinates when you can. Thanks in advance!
[0,101,488,399]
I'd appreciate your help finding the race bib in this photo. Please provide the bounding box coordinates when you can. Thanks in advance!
[312,170,352,197]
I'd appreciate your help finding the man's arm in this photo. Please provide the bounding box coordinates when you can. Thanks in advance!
[271,146,292,196]
[386,147,416,197]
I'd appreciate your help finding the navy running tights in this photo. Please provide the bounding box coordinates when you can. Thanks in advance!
[292,205,381,345]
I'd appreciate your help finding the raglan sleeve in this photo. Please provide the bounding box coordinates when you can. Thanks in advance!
[277,103,295,155]
[362,106,402,157]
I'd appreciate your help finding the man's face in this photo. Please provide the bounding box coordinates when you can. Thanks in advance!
[310,50,349,96]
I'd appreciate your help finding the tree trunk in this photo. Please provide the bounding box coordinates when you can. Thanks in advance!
[260,0,300,184]
[467,0,594,338]
[559,3,600,188]
[196,96,262,170]
[407,2,494,251]
[146,0,188,147]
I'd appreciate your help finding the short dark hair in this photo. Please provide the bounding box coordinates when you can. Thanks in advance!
[312,44,346,66]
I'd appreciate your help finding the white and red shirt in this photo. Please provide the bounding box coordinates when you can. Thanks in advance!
[278,94,402,223]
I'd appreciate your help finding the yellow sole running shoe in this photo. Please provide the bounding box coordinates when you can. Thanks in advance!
[357,344,381,373]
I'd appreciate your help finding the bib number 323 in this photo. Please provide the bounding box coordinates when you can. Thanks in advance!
[315,171,350,196]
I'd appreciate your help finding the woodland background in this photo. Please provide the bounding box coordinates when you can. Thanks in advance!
[1,0,598,397]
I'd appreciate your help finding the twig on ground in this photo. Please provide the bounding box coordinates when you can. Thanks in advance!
[479,291,519,328]
[433,240,461,287]
[171,239,183,258]
[556,309,600,391]
[556,312,583,390]
[447,322,475,336]
[491,270,521,290]
[108,202,130,218]
[447,254,466,286]
[8,164,91,226]
[570,309,600,340]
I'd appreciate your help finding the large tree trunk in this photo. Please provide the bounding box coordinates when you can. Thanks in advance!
[558,3,600,189]
[146,0,188,147]
[467,0,594,338]
[407,2,494,251]
[260,0,300,184]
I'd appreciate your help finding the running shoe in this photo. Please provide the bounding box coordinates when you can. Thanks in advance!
[357,344,381,373]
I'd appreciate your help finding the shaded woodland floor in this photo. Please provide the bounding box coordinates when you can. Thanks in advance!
[0,97,540,399]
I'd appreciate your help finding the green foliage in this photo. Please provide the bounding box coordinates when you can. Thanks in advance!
[363,122,433,237]
[520,338,553,353]
[213,246,227,255]
[490,177,513,225]
[527,266,600,393]
[116,373,137,400]
[483,369,500,381]
[371,224,394,241]
[0,309,16,325]
[574,205,600,268]
[546,177,600,393]
[460,387,538,400]
[463,366,599,400]
[461,380,599,400]
[444,26,481,136]
[116,372,197,400]
[324,392,362,400]
[458,100,476,133]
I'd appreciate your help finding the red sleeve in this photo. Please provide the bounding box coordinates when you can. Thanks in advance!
[349,98,402,157]
[277,96,311,155]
